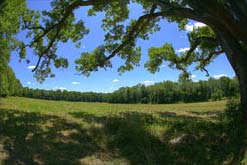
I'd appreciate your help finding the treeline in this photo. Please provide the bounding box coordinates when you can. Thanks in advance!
[21,88,108,102]
[0,57,23,97]
[108,77,239,104]
[18,76,240,104]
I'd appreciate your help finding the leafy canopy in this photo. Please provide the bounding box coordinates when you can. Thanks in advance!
[18,0,246,82]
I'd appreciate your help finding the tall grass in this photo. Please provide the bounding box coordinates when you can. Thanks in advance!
[0,97,246,164]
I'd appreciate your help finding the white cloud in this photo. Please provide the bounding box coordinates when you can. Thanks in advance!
[27,65,35,70]
[185,22,206,32]
[142,80,155,86]
[27,82,36,86]
[72,81,80,85]
[113,79,119,83]
[177,47,190,53]
[82,45,86,49]
[191,74,197,78]
[213,74,228,79]
[54,86,67,91]
[58,87,67,91]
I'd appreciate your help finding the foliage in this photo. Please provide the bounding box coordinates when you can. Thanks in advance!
[20,76,239,104]
[0,66,22,97]
[21,88,107,102]
[224,99,242,122]
[17,0,247,82]
[109,76,239,104]
[0,0,26,97]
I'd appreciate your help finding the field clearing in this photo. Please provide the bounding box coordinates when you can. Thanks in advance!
[0,97,226,117]
[0,97,246,164]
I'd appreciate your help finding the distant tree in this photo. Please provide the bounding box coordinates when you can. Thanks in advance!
[20,77,238,104]
[16,1,247,121]
[211,89,224,101]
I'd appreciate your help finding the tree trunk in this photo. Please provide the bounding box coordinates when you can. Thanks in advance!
[238,67,247,122]
[214,27,247,122]
[226,54,247,122]
[227,55,247,122]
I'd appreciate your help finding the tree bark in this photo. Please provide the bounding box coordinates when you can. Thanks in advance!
[214,27,247,122]
[238,65,247,122]
[225,50,247,122]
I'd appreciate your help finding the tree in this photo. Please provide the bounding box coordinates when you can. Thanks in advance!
[0,0,26,97]
[19,1,247,121]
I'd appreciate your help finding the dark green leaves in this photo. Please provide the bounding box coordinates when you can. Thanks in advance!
[19,0,90,81]
[54,57,68,68]
[145,43,176,73]
[75,46,112,76]
[18,0,227,82]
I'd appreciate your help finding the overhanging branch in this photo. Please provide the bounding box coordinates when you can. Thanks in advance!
[182,36,218,62]
[23,0,116,72]
[23,0,224,77]
[105,6,204,62]
[196,50,224,76]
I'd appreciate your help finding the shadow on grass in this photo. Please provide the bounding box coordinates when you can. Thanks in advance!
[188,111,223,116]
[0,107,247,164]
[158,111,247,164]
[0,109,103,164]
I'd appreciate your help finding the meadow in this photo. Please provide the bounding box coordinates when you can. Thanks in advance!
[0,97,246,164]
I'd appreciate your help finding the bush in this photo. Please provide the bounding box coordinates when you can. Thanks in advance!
[224,99,242,122]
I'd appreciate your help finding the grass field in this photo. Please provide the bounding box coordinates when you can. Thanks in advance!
[0,97,246,164]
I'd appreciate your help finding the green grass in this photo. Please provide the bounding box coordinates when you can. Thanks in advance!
[0,97,246,164]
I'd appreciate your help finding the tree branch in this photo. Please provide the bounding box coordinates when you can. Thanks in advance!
[24,0,212,73]
[182,36,218,62]
[32,29,60,72]
[21,0,116,53]
[105,7,203,62]
[196,50,224,76]
[25,0,116,72]
[23,20,46,33]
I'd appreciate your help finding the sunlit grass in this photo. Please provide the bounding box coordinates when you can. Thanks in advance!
[0,97,226,116]
[0,97,246,164]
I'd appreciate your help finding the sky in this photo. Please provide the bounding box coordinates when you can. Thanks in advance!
[10,0,235,93]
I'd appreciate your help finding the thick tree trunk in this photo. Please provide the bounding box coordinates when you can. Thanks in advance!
[226,53,247,122]
[226,55,247,122]
[238,66,247,122]
[215,29,247,122]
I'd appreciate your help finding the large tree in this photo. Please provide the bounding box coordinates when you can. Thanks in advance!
[20,0,247,120]
[0,0,26,97]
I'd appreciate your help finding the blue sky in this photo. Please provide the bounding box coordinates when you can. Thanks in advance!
[10,1,235,93]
